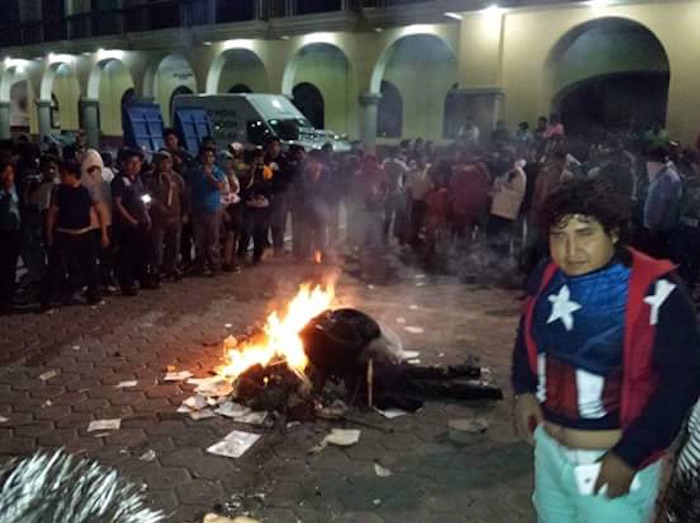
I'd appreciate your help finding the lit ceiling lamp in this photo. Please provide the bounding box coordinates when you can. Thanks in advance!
[587,0,610,6]
[444,12,463,20]
[222,39,255,50]
[97,49,125,61]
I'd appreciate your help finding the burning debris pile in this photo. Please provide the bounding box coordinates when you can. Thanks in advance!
[175,282,503,454]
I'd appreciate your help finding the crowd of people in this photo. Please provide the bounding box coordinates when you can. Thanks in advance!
[0,114,699,314]
[1,113,700,521]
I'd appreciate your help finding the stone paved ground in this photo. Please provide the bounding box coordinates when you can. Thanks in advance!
[0,259,534,523]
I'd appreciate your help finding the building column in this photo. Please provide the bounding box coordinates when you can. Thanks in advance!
[36,99,52,145]
[0,102,11,140]
[457,10,506,134]
[80,99,100,149]
[358,92,382,152]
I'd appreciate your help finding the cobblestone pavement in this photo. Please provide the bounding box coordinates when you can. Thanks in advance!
[0,259,534,523]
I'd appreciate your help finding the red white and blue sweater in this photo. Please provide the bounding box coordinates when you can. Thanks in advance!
[512,249,700,469]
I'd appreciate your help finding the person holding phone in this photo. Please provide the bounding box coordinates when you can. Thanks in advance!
[511,177,700,522]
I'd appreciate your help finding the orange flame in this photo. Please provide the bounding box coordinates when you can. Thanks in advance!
[217,283,335,381]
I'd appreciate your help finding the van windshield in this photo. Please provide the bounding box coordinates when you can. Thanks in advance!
[268,118,313,141]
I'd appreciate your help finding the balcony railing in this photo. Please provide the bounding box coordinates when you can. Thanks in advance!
[0,0,436,47]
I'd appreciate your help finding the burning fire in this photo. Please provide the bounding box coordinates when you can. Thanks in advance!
[217,283,335,381]
[314,250,322,264]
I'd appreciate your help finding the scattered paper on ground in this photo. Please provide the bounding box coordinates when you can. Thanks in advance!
[188,376,233,397]
[399,350,420,360]
[408,359,421,365]
[404,326,424,334]
[375,407,408,419]
[448,417,490,434]
[415,282,426,287]
[414,274,426,280]
[409,304,419,310]
[374,463,393,477]
[115,380,138,388]
[0,416,8,423]
[203,515,261,523]
[189,409,216,421]
[183,395,209,411]
[164,370,193,381]
[87,419,121,432]
[39,369,59,382]
[215,401,251,419]
[207,430,261,459]
[139,450,156,462]
[395,317,406,324]
[311,428,361,454]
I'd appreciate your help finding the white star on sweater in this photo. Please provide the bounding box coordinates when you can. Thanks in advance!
[643,279,676,325]
[547,285,582,332]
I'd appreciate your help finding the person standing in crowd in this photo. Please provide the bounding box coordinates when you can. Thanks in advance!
[145,151,187,281]
[588,139,636,203]
[458,116,480,147]
[351,154,387,251]
[239,149,272,265]
[543,113,565,140]
[163,128,192,176]
[189,145,225,276]
[286,145,307,260]
[0,161,21,313]
[405,154,432,246]
[265,137,289,257]
[512,177,700,523]
[448,150,491,245]
[41,161,108,310]
[112,149,154,295]
[220,150,242,273]
[641,146,681,259]
[381,147,409,245]
[488,158,527,256]
[81,148,114,291]
[298,150,331,260]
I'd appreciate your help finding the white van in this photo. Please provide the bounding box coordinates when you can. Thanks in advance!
[171,93,351,153]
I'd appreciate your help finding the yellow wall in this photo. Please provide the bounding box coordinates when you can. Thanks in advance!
[218,50,269,93]
[155,55,198,126]
[52,67,81,132]
[382,35,457,141]
[288,45,355,135]
[98,60,134,136]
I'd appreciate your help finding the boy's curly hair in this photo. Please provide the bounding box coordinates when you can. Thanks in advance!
[538,177,631,244]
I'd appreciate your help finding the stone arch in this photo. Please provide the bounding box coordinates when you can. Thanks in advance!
[371,34,457,140]
[292,82,324,129]
[545,17,670,136]
[145,54,198,125]
[206,48,268,95]
[229,83,252,93]
[0,66,36,137]
[40,61,81,132]
[282,43,355,133]
[378,80,402,138]
[87,58,135,136]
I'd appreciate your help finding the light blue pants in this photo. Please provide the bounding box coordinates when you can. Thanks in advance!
[532,425,661,523]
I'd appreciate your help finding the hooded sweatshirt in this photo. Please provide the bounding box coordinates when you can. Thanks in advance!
[81,148,112,227]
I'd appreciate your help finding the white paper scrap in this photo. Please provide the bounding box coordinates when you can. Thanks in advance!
[39,369,59,382]
[415,282,427,287]
[215,401,252,419]
[183,395,209,411]
[206,430,262,459]
[325,428,361,447]
[399,350,420,360]
[139,450,156,462]
[164,371,193,381]
[115,380,138,389]
[409,304,419,310]
[87,419,121,432]
[236,411,268,425]
[374,407,408,419]
[414,274,426,280]
[189,409,216,421]
[408,359,422,365]
[395,317,406,324]
[404,326,424,334]
[374,463,393,477]
[0,416,8,423]
[177,405,192,414]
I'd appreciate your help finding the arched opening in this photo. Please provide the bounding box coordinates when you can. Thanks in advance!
[153,54,197,125]
[282,43,355,134]
[93,59,135,137]
[547,18,669,139]
[372,34,457,141]
[377,80,402,138]
[9,81,30,133]
[292,82,324,129]
[443,82,460,139]
[170,85,194,117]
[208,49,268,94]
[49,63,81,134]
[228,83,252,93]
